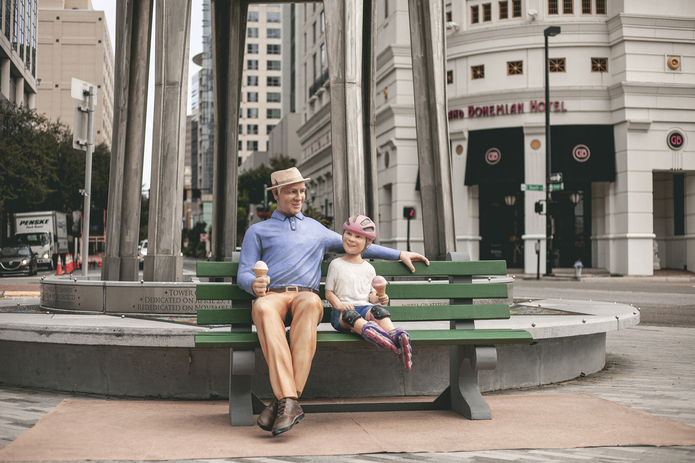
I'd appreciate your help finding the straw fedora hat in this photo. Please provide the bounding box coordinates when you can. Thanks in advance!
[266,167,311,191]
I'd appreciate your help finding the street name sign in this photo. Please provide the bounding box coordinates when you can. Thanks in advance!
[521,184,544,192]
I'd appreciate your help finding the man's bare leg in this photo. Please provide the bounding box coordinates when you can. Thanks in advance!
[252,292,297,399]
[288,292,323,397]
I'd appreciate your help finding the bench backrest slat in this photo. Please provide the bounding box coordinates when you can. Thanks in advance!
[196,281,507,302]
[197,303,512,325]
[196,260,507,279]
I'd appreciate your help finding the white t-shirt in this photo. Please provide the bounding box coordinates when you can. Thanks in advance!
[325,258,376,307]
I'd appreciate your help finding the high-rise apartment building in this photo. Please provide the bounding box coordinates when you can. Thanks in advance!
[0,0,39,108]
[35,0,114,148]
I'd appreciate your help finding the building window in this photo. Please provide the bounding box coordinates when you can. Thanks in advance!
[247,124,258,135]
[267,44,281,55]
[239,124,243,134]
[247,92,259,102]
[591,57,608,72]
[674,174,685,236]
[248,27,258,38]
[247,60,258,70]
[321,10,325,33]
[472,65,485,80]
[447,70,453,84]
[582,0,591,14]
[267,28,281,39]
[563,0,573,14]
[267,108,281,119]
[248,140,258,151]
[239,140,243,151]
[512,0,521,17]
[267,92,281,103]
[267,125,276,134]
[499,1,508,19]
[268,60,281,71]
[248,108,259,119]
[549,0,558,14]
[549,58,566,73]
[313,21,317,43]
[248,43,258,54]
[385,0,389,18]
[320,43,326,71]
[446,10,452,22]
[483,3,491,21]
[247,76,259,86]
[508,60,523,75]
[471,5,479,23]
[267,76,281,87]
[267,12,280,22]
[248,11,258,22]
[596,0,606,14]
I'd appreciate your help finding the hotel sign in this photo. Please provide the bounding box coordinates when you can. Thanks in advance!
[448,100,568,120]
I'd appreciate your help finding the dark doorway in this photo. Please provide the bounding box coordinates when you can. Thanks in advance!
[551,182,592,268]
[479,184,524,268]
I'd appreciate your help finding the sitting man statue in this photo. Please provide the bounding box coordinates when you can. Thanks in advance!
[237,167,429,436]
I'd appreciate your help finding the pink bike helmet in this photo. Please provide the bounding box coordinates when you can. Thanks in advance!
[343,215,377,241]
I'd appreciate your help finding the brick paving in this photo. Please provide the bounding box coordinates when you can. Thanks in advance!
[1,325,693,462]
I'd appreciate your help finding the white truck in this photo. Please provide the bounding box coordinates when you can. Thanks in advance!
[13,211,69,269]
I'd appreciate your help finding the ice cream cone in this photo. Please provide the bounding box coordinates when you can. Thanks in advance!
[254,268,268,278]
[375,286,386,297]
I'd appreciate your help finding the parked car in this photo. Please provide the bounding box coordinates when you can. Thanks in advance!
[0,245,39,276]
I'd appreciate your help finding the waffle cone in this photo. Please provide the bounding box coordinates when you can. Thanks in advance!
[374,286,386,296]
[254,269,268,278]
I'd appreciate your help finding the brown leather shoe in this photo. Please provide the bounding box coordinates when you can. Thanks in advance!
[271,398,305,436]
[257,399,277,431]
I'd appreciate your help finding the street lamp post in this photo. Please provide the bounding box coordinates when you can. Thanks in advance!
[544,26,561,276]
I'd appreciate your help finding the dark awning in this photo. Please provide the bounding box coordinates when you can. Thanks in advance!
[465,127,525,185]
[550,125,615,182]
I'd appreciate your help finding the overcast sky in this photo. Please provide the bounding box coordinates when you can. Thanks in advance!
[90,0,204,191]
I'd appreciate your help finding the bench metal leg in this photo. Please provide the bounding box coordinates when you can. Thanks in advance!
[229,348,256,426]
[450,345,497,420]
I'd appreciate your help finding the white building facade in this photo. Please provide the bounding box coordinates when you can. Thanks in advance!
[447,0,694,275]
[285,0,694,275]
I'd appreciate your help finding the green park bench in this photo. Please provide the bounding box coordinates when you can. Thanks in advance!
[195,252,533,426]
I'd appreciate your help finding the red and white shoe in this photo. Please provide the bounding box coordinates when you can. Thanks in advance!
[390,328,412,370]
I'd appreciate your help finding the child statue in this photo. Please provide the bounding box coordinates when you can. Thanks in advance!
[325,215,413,370]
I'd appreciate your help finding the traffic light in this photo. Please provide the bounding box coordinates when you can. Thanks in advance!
[403,207,415,219]
[535,201,543,214]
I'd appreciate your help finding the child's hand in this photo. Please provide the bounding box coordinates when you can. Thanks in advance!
[338,303,355,311]
[378,294,389,305]
[369,291,378,304]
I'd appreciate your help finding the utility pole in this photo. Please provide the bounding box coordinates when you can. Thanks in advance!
[544,26,560,276]
[72,78,97,276]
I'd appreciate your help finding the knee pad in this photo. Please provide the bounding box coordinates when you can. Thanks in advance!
[367,305,391,321]
[341,309,362,328]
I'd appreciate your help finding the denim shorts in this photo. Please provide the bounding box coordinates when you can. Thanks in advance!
[330,305,372,331]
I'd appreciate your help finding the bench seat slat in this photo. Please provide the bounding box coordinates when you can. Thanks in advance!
[195,328,533,349]
[195,282,508,301]
[196,260,507,278]
[196,303,512,325]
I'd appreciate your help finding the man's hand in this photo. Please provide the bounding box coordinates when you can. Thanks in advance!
[399,251,430,273]
[252,275,270,297]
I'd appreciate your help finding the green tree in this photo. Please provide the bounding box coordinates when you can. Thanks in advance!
[0,101,111,240]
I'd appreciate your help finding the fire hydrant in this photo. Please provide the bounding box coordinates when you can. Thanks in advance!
[573,259,583,279]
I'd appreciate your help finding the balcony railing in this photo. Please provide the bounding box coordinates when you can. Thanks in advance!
[308,68,329,98]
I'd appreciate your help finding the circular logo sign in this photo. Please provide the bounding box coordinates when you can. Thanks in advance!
[667,131,685,150]
[485,148,501,165]
[572,144,590,162]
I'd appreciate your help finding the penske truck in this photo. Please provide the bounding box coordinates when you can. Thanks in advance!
[13,211,69,269]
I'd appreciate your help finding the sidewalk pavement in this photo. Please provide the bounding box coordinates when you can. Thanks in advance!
[1,324,693,462]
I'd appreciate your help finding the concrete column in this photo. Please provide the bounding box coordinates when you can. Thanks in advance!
[144,0,191,282]
[522,124,547,275]
[324,0,379,228]
[450,130,480,258]
[102,0,154,281]
[0,59,11,101]
[210,0,247,261]
[16,77,24,106]
[406,0,456,260]
[609,122,655,275]
[27,92,35,109]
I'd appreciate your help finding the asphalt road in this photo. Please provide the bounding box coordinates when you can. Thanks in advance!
[514,277,695,327]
